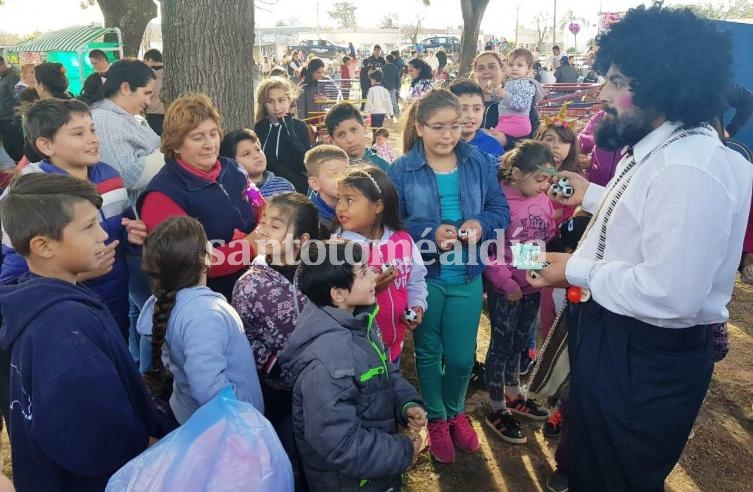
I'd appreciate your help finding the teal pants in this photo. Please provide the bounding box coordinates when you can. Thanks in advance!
[414,276,483,420]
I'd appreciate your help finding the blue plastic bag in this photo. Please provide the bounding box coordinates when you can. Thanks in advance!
[107,386,294,492]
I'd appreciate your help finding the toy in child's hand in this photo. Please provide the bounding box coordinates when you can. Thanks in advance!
[458,229,469,239]
[550,177,574,198]
[511,243,548,270]
[381,262,394,273]
[404,308,418,322]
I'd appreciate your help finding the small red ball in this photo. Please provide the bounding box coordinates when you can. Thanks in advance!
[567,286,582,304]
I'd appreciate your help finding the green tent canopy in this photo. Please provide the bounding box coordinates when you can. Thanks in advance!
[7,26,115,53]
[4,25,123,96]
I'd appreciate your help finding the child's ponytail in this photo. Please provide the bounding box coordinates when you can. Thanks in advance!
[402,89,462,154]
[498,139,555,183]
[141,216,209,398]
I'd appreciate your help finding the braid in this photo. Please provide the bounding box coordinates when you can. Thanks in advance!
[151,287,177,371]
[142,286,178,401]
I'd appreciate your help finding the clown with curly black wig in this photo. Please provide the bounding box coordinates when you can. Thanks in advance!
[526,6,753,492]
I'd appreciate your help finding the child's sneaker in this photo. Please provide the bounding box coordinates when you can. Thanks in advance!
[485,410,527,444]
[543,408,563,437]
[506,395,550,421]
[427,419,456,463]
[448,412,480,452]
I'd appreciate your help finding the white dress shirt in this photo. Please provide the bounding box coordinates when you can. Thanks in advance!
[566,121,753,328]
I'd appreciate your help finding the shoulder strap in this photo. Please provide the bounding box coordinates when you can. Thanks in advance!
[581,127,716,261]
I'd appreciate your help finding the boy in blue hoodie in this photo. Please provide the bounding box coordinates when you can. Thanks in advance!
[279,241,427,491]
[0,173,161,492]
[449,79,505,160]
[0,98,146,340]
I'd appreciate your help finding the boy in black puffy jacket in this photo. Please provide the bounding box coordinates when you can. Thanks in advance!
[280,242,426,491]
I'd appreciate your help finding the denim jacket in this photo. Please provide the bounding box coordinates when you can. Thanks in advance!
[387,140,510,280]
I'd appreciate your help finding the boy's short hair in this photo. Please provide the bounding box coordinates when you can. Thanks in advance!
[299,241,364,307]
[1,174,102,256]
[342,56,351,64]
[304,144,348,177]
[24,98,91,157]
[386,54,395,63]
[143,48,162,63]
[369,69,383,83]
[374,127,389,138]
[448,79,484,100]
[88,49,108,61]
[324,102,364,137]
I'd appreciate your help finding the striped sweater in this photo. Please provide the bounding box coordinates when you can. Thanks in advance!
[0,161,131,332]
[255,170,296,198]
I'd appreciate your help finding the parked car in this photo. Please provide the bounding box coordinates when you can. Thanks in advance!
[291,39,348,59]
[418,36,461,54]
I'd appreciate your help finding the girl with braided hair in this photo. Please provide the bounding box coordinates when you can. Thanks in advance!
[484,140,557,444]
[138,216,263,424]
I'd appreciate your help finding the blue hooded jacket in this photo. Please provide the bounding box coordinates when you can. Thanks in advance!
[0,160,131,334]
[0,273,160,492]
[137,286,264,424]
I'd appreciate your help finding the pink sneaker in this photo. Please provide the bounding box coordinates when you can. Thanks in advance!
[449,412,480,452]
[427,419,456,463]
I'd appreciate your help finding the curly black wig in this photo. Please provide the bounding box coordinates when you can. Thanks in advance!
[594,6,732,127]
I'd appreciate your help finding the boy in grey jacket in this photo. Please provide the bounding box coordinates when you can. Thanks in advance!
[280,242,426,491]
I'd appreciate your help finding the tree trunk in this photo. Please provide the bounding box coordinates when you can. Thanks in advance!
[97,0,158,57]
[162,0,255,131]
[459,0,490,77]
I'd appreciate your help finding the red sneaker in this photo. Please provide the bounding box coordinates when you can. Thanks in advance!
[448,412,480,452]
[427,419,456,463]
[543,408,563,437]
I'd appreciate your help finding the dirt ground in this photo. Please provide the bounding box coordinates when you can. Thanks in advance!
[398,279,753,492]
[0,124,751,491]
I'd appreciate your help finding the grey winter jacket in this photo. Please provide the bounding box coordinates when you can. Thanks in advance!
[279,302,424,492]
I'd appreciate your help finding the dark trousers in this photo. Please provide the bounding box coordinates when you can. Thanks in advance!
[568,301,712,491]
[261,382,310,492]
[370,113,386,144]
[0,118,23,162]
[146,113,164,136]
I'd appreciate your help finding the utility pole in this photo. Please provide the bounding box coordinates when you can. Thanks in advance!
[515,4,519,47]
[316,1,320,38]
[552,0,557,47]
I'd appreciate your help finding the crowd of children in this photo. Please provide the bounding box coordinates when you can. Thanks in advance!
[0,36,737,492]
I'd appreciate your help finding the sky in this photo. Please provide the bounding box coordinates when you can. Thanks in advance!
[0,0,714,39]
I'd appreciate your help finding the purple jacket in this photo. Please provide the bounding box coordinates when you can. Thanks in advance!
[231,256,308,390]
[578,111,623,187]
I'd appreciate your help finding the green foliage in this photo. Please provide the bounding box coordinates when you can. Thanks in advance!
[680,0,753,20]
[328,1,357,28]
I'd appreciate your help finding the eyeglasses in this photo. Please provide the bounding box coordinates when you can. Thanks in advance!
[424,123,462,135]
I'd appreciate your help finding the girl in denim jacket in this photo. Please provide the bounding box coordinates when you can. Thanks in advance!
[387,89,509,464]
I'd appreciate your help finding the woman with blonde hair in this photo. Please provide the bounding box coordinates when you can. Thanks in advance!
[253,76,311,193]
